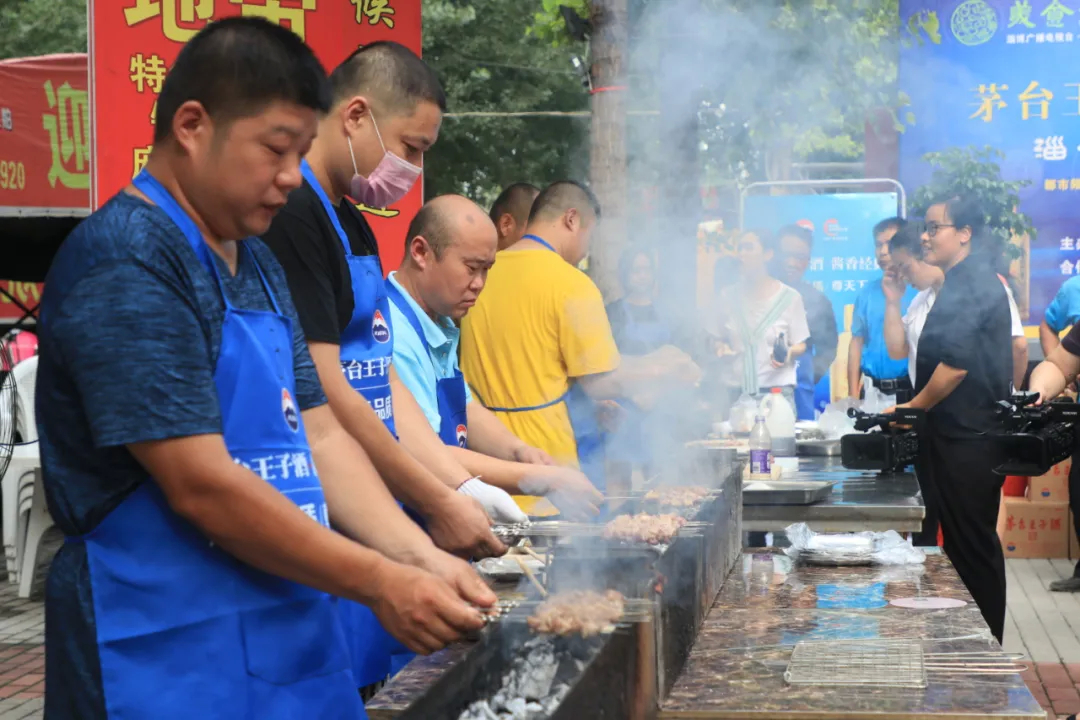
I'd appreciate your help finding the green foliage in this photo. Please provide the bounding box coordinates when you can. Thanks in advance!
[423,0,591,206]
[531,0,590,45]
[910,146,1034,259]
[0,0,87,60]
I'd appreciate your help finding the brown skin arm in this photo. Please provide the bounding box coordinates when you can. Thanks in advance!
[847,335,865,399]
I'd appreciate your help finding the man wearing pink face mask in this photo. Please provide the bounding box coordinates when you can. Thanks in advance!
[261,42,522,696]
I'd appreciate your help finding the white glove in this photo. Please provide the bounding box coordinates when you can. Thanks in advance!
[458,478,528,524]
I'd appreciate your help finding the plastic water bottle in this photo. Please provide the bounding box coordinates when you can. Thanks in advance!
[773,332,788,364]
[763,388,796,457]
[749,415,772,480]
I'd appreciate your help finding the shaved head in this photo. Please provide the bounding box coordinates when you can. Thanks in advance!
[401,194,497,320]
[406,194,494,260]
[528,180,601,225]
[490,183,539,227]
[330,41,446,118]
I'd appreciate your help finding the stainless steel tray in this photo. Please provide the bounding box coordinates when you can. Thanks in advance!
[742,479,836,505]
[797,438,842,456]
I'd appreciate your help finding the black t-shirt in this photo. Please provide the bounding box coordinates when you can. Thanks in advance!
[795,281,839,384]
[606,298,664,355]
[915,254,1012,438]
[1062,323,1080,356]
[260,179,380,344]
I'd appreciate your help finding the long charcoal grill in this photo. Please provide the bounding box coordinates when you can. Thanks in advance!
[396,446,742,720]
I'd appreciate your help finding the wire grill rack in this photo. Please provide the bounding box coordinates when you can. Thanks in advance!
[784,639,928,689]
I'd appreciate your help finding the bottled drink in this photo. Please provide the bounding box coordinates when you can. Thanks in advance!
[763,388,796,457]
[773,332,788,364]
[749,414,772,480]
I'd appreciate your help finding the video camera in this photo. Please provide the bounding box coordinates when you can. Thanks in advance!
[840,406,925,473]
[992,392,1080,476]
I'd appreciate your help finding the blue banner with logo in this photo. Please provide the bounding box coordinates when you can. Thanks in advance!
[743,192,901,328]
[899,0,1080,324]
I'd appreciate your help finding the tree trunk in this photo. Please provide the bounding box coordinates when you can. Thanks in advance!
[589,0,628,300]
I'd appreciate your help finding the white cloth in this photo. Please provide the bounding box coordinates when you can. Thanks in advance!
[717,283,810,389]
[902,280,1023,386]
[458,478,528,524]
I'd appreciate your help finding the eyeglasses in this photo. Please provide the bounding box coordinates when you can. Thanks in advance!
[925,222,955,238]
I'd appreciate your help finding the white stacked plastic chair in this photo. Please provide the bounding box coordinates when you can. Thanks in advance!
[19,468,53,598]
[2,356,39,584]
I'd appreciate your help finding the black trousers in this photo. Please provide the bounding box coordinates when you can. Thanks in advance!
[911,451,940,547]
[922,431,1006,643]
[1070,450,1080,577]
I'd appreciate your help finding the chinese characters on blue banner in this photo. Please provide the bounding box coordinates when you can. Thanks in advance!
[900,0,1080,323]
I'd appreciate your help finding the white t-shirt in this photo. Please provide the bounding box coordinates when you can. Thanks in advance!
[902,280,1023,385]
[730,284,811,389]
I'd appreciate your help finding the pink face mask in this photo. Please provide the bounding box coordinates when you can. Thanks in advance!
[347,112,422,209]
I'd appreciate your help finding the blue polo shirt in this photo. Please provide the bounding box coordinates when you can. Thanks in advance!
[387,272,472,434]
[851,277,917,381]
[1045,276,1080,333]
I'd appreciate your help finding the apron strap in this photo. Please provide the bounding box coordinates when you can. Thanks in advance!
[469,384,570,414]
[735,286,797,395]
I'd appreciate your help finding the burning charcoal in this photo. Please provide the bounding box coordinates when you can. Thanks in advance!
[516,650,558,699]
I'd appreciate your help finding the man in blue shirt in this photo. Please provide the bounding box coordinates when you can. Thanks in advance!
[387,194,604,519]
[847,216,918,404]
[35,19,491,718]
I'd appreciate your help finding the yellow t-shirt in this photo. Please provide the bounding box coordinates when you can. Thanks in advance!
[461,249,620,515]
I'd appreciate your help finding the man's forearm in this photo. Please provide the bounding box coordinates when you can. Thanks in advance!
[908,363,967,411]
[1041,321,1062,357]
[465,402,525,461]
[788,342,807,360]
[131,434,401,607]
[306,406,439,569]
[448,448,528,493]
[392,372,474,488]
[309,342,459,514]
[847,336,864,397]
[883,303,908,361]
[1029,360,1069,402]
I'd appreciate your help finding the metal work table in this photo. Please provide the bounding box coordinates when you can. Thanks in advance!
[742,455,925,534]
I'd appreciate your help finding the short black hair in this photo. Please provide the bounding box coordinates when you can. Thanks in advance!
[528,180,601,224]
[154,17,330,144]
[490,183,540,227]
[888,220,924,258]
[618,244,654,290]
[330,41,446,115]
[935,194,987,238]
[741,228,777,254]
[776,224,813,250]
[873,216,904,238]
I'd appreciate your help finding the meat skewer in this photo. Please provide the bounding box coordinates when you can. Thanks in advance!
[527,590,625,636]
[602,513,687,545]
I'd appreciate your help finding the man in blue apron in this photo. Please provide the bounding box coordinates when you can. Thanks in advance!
[260,42,513,691]
[386,194,605,519]
[35,19,493,719]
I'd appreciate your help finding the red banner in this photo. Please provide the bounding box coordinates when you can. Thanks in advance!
[0,54,91,214]
[90,0,422,272]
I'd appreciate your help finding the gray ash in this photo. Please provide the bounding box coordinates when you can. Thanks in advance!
[457,635,603,720]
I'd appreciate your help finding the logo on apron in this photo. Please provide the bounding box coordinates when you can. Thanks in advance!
[455,423,468,448]
[282,388,299,432]
[372,309,391,344]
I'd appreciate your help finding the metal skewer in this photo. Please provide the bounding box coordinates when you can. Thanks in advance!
[515,556,548,597]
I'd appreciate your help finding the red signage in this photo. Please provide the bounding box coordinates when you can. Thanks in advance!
[90,0,422,272]
[0,54,91,213]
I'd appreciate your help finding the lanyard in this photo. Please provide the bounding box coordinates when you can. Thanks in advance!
[522,234,557,254]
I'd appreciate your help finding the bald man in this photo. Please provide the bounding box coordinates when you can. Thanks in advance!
[489,183,539,250]
[388,195,604,519]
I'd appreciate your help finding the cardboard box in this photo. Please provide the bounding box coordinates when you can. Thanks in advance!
[998,497,1069,559]
[1027,459,1072,503]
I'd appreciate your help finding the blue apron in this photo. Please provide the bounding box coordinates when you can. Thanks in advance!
[476,235,605,494]
[300,161,414,686]
[386,282,469,448]
[608,302,670,466]
[67,171,364,719]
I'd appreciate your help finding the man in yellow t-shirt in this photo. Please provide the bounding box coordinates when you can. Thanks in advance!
[461,181,700,515]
